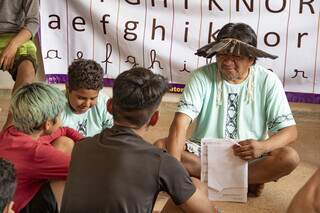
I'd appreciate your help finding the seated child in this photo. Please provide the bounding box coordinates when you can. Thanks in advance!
[0,158,16,213]
[61,67,217,213]
[0,82,83,213]
[61,59,113,137]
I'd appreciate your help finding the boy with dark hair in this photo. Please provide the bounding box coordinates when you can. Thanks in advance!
[0,158,16,213]
[61,59,113,137]
[0,82,83,213]
[61,67,216,213]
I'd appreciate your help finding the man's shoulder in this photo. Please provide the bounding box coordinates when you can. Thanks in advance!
[72,130,170,167]
[127,135,169,157]
[0,126,28,143]
[253,64,280,82]
[185,63,217,88]
[192,63,217,76]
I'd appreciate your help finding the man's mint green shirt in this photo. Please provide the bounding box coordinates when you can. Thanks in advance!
[177,63,295,143]
[61,91,113,137]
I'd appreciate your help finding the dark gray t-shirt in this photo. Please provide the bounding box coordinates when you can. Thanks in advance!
[0,0,39,36]
[61,125,196,213]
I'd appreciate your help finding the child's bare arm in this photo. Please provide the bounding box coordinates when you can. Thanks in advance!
[287,168,320,213]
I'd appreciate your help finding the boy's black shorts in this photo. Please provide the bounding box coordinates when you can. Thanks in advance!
[20,182,58,213]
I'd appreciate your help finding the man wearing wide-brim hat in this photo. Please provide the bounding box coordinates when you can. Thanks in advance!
[161,22,299,197]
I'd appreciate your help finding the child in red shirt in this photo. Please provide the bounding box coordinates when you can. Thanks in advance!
[0,82,83,213]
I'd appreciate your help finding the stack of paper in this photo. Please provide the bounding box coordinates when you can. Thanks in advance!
[201,138,248,202]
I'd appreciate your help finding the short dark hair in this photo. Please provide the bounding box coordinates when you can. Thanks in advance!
[68,59,104,91]
[112,67,169,128]
[0,158,16,212]
[217,23,257,47]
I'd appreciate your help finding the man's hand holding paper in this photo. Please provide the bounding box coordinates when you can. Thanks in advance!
[232,139,267,160]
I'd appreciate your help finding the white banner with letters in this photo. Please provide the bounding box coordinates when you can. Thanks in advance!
[40,0,320,103]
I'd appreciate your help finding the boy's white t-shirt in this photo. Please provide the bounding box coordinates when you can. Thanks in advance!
[61,91,113,137]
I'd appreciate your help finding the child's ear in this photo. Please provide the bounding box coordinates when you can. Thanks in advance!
[149,111,159,126]
[65,84,69,92]
[107,98,113,114]
[43,120,52,134]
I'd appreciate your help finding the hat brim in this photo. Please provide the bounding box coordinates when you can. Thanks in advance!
[195,38,278,59]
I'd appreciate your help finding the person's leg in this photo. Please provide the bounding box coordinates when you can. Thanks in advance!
[155,138,202,179]
[50,136,75,209]
[20,182,59,213]
[1,59,36,132]
[160,177,213,213]
[181,151,201,178]
[3,202,14,213]
[287,168,320,213]
[153,138,167,149]
[159,199,183,213]
[181,146,299,196]
[49,181,65,211]
[248,146,300,184]
[12,59,35,93]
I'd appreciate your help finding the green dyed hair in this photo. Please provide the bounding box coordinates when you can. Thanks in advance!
[10,82,66,134]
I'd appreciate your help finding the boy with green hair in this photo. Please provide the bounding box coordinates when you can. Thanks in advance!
[61,59,113,137]
[0,82,83,213]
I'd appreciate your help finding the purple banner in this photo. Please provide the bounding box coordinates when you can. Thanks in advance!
[285,92,320,104]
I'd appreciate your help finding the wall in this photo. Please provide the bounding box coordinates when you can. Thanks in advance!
[0,71,14,89]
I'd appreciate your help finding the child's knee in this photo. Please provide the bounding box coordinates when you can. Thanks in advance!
[17,60,36,78]
[153,137,167,150]
[52,136,75,155]
[191,177,207,194]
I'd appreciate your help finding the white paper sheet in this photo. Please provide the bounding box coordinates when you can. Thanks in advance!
[201,138,248,202]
